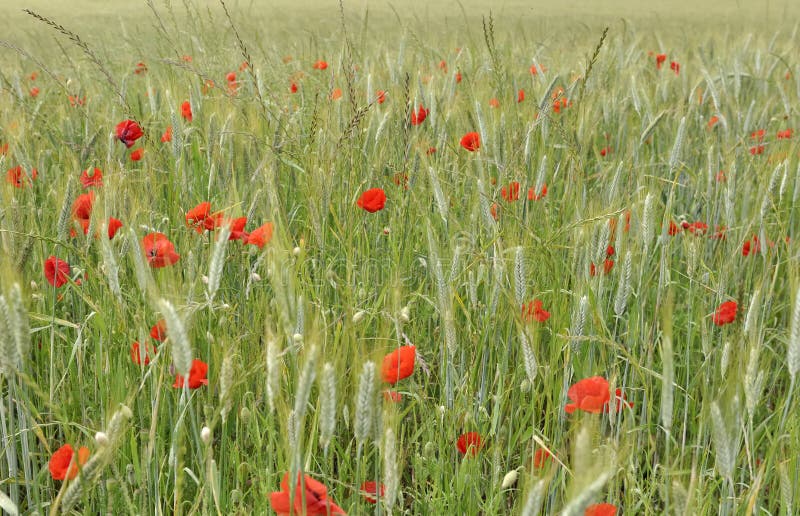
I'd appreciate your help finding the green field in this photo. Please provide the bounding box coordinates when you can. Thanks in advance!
[1,0,800,514]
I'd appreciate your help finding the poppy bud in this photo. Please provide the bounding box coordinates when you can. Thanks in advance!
[352,310,366,324]
[201,426,212,445]
[501,470,519,488]
[520,379,531,392]
[95,432,109,447]
[399,306,410,323]
[292,333,303,344]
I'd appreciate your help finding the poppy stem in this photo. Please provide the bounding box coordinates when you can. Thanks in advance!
[779,376,795,431]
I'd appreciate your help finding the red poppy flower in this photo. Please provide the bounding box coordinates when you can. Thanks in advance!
[376,90,386,104]
[460,132,480,152]
[130,341,157,365]
[655,54,667,69]
[457,432,484,457]
[225,217,249,241]
[600,147,611,157]
[134,62,147,74]
[181,55,192,62]
[750,145,765,155]
[501,181,521,201]
[161,126,173,143]
[455,71,462,83]
[381,345,416,384]
[517,89,525,103]
[670,61,680,75]
[489,98,500,108]
[186,202,213,233]
[44,256,75,288]
[68,94,86,107]
[226,71,237,83]
[685,222,708,235]
[359,481,385,504]
[564,376,611,414]
[245,222,275,248]
[522,299,550,323]
[533,448,553,469]
[173,359,209,389]
[290,82,298,93]
[712,300,737,326]
[29,87,40,98]
[490,202,499,220]
[751,129,766,141]
[181,101,192,122]
[115,119,143,148]
[707,116,719,129]
[357,188,387,213]
[742,236,761,256]
[312,60,329,70]
[239,60,249,71]
[270,472,346,516]
[6,166,38,188]
[130,149,144,161]
[330,88,342,100]
[107,218,123,239]
[72,191,95,222]
[142,232,180,268]
[777,129,793,139]
[80,167,103,188]
[426,147,436,155]
[585,503,617,516]
[0,143,7,155]
[530,64,541,75]
[49,444,90,481]
[410,105,428,126]
[590,259,615,276]
[528,184,547,201]
[150,319,167,341]
[29,71,38,81]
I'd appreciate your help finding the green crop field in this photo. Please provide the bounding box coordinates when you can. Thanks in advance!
[1,0,799,514]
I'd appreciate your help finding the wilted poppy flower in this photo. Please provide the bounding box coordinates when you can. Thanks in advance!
[134,62,147,74]
[330,88,342,100]
[173,359,209,389]
[6,166,38,188]
[585,503,617,516]
[142,232,180,268]
[460,132,480,152]
[501,182,521,201]
[161,126,173,143]
[670,61,680,74]
[517,89,525,103]
[49,444,90,481]
[151,319,167,341]
[490,202,499,220]
[131,341,157,365]
[716,170,726,182]
[684,221,708,235]
[181,101,192,122]
[181,54,192,62]
[528,184,547,201]
[522,299,550,323]
[532,448,553,469]
[130,149,144,161]
[359,481,385,504]
[270,473,346,516]
[246,222,274,248]
[115,120,143,148]
[376,90,386,104]
[426,147,436,155]
[392,173,408,189]
[381,345,416,384]
[564,376,611,414]
[489,98,500,108]
[29,71,38,81]
[655,54,667,69]
[44,256,73,288]
[80,168,103,188]
[290,82,298,93]
[312,60,329,70]
[239,60,249,71]
[777,128,793,139]
[411,105,428,126]
[712,300,737,326]
[457,432,484,457]
[357,188,387,213]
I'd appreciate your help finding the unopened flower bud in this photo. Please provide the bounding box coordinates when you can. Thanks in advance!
[201,426,212,445]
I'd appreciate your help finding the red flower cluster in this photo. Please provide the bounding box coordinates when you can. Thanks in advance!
[522,299,550,322]
[564,376,632,414]
[270,473,345,515]
[411,105,429,126]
